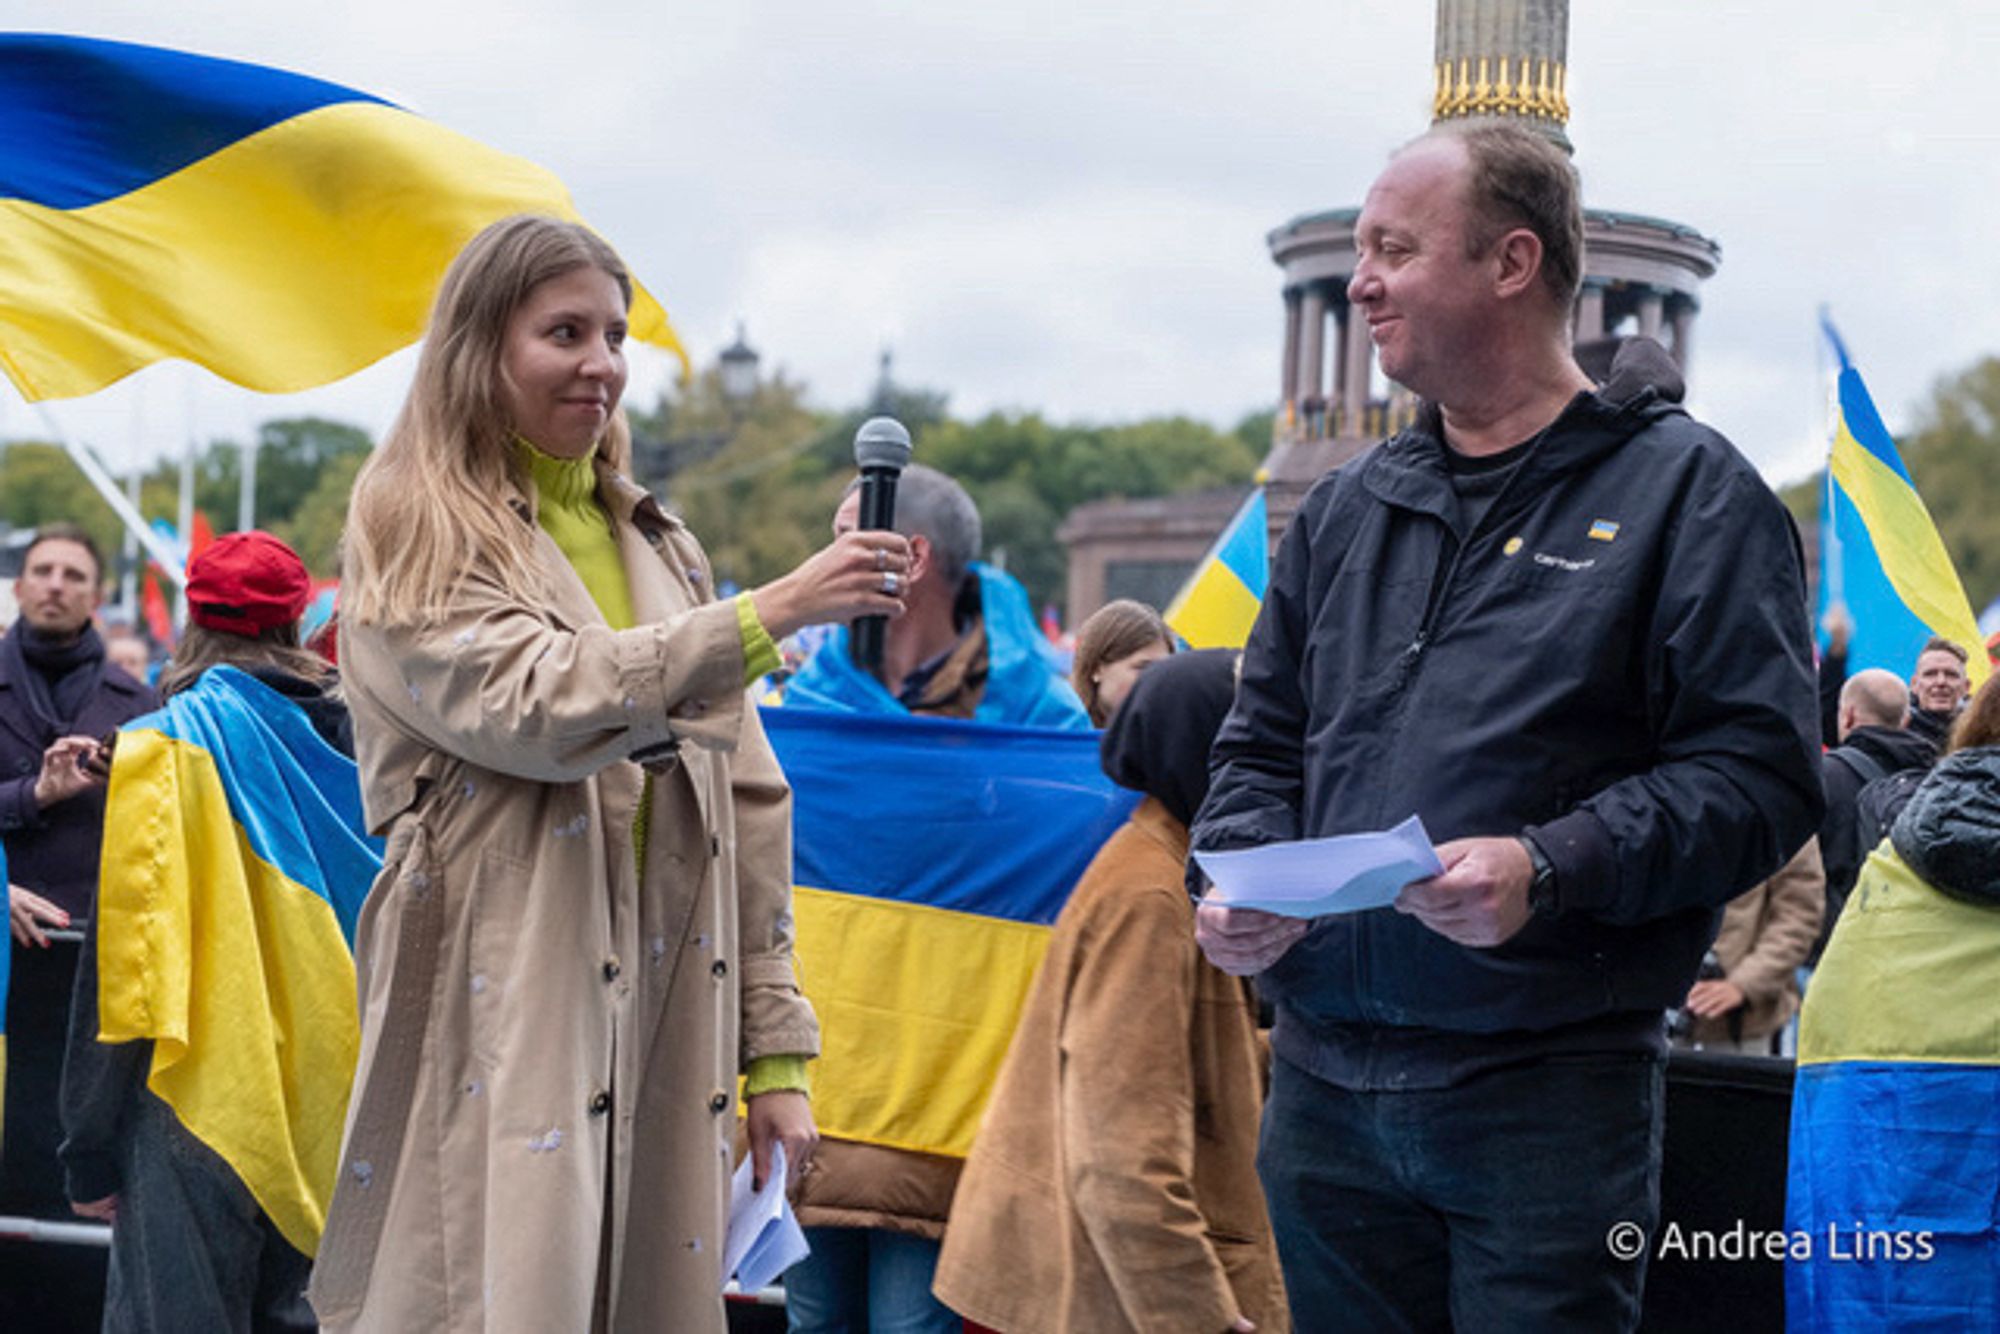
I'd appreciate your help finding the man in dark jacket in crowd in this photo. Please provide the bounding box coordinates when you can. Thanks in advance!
[1192,124,1822,1332]
[0,523,157,1331]
[1907,636,1972,748]
[1814,668,1936,961]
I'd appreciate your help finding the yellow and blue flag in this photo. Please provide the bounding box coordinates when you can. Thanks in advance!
[0,34,685,401]
[96,665,380,1255]
[1787,842,2000,1327]
[763,708,1136,1157]
[1818,317,1988,686]
[1165,487,1268,649]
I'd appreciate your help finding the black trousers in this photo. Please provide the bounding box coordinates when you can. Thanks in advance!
[101,1096,315,1334]
[1258,1051,1665,1334]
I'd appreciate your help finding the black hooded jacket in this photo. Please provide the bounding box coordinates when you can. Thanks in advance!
[1193,339,1823,1061]
[1891,746,2000,907]
[1816,723,1936,958]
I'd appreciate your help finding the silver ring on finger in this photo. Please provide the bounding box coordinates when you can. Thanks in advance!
[874,546,889,572]
[880,571,900,596]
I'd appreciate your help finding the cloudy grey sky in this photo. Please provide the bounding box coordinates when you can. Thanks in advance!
[14,1,2000,486]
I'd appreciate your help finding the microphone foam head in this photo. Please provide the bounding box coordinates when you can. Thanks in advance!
[853,416,913,470]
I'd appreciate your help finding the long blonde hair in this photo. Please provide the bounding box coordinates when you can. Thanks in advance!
[342,215,634,625]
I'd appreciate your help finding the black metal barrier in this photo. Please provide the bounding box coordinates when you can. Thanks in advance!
[1641,1049,1795,1333]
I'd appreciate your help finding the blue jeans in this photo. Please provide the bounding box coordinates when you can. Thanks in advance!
[785,1227,960,1334]
[1259,1051,1664,1334]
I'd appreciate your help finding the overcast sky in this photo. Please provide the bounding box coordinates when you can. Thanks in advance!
[12,1,2000,487]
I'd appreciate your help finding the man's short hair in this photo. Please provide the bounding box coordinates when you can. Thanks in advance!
[1840,669,1909,729]
[1439,122,1584,310]
[23,521,105,584]
[1918,635,1969,667]
[894,465,982,589]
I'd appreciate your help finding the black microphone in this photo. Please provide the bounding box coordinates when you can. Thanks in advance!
[850,416,913,675]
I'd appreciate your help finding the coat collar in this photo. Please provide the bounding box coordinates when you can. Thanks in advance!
[1128,795,1190,864]
[1360,337,1685,525]
[0,639,150,751]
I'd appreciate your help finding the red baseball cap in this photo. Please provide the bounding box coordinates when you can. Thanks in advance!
[185,531,312,636]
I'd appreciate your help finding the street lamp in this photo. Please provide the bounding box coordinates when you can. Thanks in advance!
[718,322,760,408]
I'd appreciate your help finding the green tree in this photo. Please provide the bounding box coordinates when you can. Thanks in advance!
[249,418,375,529]
[919,412,1260,608]
[0,442,129,559]
[1901,358,2000,612]
[275,450,369,578]
[633,367,844,593]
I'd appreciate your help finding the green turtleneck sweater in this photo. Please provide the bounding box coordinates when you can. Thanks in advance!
[517,439,803,1098]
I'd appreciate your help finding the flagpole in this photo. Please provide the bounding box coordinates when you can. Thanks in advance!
[1816,308,1843,622]
[19,398,187,585]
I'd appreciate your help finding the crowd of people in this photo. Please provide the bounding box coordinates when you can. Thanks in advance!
[1,121,1996,1334]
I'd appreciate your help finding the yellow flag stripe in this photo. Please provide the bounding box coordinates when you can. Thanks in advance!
[1829,426,1990,686]
[97,728,359,1255]
[1797,842,2000,1068]
[792,885,1051,1158]
[1166,559,1263,650]
[0,100,683,401]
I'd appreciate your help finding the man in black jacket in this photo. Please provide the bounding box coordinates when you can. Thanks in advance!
[1,523,157,1332]
[1814,668,1935,962]
[1192,125,1821,1332]
[1907,636,1972,748]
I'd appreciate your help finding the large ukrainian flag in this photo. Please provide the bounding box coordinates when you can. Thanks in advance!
[1818,317,1987,685]
[0,34,685,401]
[1786,842,2000,1328]
[1165,487,1267,650]
[763,709,1137,1158]
[96,665,381,1255]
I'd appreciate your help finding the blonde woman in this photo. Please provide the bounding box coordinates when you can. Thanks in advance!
[311,216,910,1332]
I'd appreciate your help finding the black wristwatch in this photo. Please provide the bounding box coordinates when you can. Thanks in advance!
[1519,833,1560,918]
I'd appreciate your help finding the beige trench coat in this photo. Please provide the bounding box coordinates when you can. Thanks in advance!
[309,465,818,1333]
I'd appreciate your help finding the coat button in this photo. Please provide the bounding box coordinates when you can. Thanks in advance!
[589,1090,612,1116]
[709,1091,729,1115]
[602,957,622,981]
[710,959,728,978]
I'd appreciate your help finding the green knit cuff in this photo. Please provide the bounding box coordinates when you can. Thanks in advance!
[743,1054,811,1099]
[736,593,781,685]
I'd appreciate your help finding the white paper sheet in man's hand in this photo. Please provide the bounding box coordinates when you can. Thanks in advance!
[723,1143,810,1292]
[1192,815,1445,919]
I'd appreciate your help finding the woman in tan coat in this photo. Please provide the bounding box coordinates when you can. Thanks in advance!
[935,650,1288,1334]
[310,216,911,1333]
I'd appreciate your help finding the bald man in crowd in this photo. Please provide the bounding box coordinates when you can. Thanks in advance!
[1814,668,1937,960]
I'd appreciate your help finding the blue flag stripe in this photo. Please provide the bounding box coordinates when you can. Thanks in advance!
[1836,367,1914,485]
[0,35,381,209]
[119,666,379,942]
[763,707,1136,925]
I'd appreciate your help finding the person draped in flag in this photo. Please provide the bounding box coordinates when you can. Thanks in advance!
[317,215,910,1333]
[58,530,359,1332]
[1787,671,2000,1327]
[780,465,1087,1334]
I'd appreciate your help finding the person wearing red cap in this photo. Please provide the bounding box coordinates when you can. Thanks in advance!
[153,531,349,750]
[59,529,361,1332]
